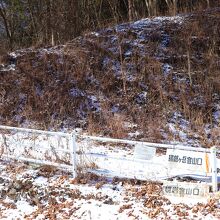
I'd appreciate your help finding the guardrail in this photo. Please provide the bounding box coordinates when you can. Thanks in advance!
[81,135,214,153]
[0,125,219,195]
[0,125,76,178]
[79,134,219,193]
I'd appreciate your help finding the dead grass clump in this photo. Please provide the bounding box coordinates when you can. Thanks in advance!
[87,101,130,138]
[37,165,58,177]
[71,172,106,185]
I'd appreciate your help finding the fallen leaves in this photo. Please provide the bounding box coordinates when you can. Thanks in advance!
[0,162,220,220]
[118,204,132,213]
[38,165,58,177]
[95,180,106,189]
[144,196,170,209]
[70,172,107,185]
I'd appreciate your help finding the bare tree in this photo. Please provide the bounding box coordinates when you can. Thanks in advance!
[0,1,14,49]
[128,0,135,21]
[144,0,157,16]
[165,0,178,15]
[0,0,217,50]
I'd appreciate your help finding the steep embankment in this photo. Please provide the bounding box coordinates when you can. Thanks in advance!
[0,8,220,146]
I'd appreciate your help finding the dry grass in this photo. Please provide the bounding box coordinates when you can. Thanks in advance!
[0,8,219,145]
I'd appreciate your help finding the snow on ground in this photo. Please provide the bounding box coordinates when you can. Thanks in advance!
[1,12,220,219]
[0,124,220,219]
[0,158,220,220]
[0,134,220,219]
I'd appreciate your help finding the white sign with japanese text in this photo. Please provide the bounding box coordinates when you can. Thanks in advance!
[166,149,220,176]
[163,181,210,198]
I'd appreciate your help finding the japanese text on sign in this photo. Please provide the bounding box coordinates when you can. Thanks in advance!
[163,185,200,196]
[166,149,210,175]
[163,181,210,198]
[168,154,203,165]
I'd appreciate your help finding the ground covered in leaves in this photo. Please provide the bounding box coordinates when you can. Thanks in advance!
[0,160,220,220]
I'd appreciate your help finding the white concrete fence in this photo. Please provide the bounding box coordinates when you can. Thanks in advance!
[0,125,219,195]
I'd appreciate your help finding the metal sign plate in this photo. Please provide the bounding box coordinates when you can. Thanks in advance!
[166,149,220,176]
[134,144,156,160]
[162,181,210,198]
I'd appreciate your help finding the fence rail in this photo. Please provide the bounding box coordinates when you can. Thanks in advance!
[0,125,219,194]
[0,125,76,177]
[79,134,219,192]
[81,135,216,153]
[0,125,69,137]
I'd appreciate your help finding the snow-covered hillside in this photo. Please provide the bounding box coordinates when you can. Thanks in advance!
[0,8,220,148]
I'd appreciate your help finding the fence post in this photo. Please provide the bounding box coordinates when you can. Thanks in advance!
[210,146,218,192]
[70,132,77,178]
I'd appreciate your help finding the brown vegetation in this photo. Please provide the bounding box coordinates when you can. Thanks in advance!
[0,8,219,145]
[0,0,219,51]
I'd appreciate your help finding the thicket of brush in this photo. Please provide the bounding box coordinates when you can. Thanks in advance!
[0,8,220,146]
[0,0,219,52]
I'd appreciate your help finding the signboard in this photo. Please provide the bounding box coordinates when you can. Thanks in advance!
[163,181,210,198]
[166,149,220,176]
[134,144,156,160]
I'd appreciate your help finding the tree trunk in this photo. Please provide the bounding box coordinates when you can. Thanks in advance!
[145,0,157,16]
[0,3,13,49]
[128,0,135,21]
